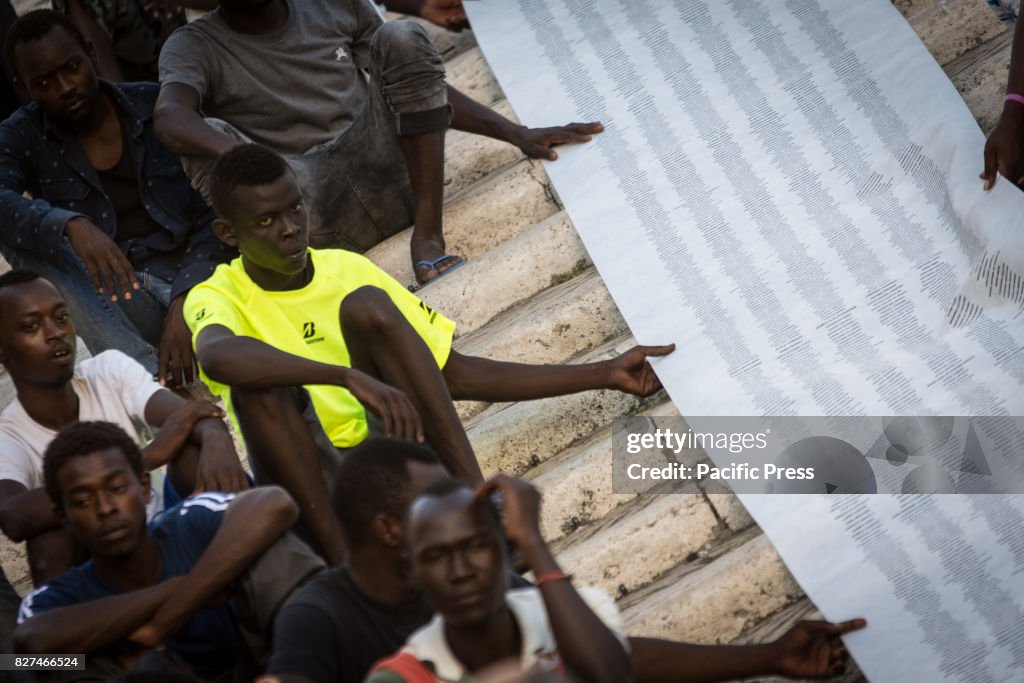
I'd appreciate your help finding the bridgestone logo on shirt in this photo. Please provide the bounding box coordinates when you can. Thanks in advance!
[303,321,325,345]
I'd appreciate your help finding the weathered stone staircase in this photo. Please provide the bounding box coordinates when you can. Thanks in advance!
[0,1,1012,678]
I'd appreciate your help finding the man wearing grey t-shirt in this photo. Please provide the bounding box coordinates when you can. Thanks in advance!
[154,0,601,287]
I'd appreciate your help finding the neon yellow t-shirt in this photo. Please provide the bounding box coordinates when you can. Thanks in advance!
[183,248,456,448]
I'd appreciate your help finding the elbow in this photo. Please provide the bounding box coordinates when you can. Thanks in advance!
[152,103,176,149]
[440,353,471,400]
[441,368,466,401]
[263,486,300,531]
[0,507,28,542]
[197,337,250,388]
[14,623,51,655]
[196,346,229,385]
[153,102,194,157]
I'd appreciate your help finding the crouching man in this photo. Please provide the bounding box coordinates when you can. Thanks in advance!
[15,421,323,681]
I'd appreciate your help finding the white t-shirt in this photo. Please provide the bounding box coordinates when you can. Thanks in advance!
[393,586,628,681]
[0,350,162,489]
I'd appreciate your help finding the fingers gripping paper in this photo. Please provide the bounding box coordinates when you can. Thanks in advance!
[465,0,1024,680]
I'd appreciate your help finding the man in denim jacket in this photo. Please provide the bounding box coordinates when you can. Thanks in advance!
[0,10,235,385]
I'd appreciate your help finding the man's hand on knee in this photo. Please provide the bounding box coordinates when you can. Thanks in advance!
[65,217,140,302]
[343,369,425,443]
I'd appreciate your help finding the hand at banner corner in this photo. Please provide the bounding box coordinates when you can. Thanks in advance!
[981,114,1024,191]
[604,344,675,397]
[771,618,866,679]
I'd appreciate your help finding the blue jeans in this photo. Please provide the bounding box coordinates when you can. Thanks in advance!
[2,239,169,374]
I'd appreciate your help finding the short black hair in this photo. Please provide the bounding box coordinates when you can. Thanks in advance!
[418,477,473,501]
[331,438,441,549]
[209,143,292,221]
[0,270,55,327]
[4,10,89,80]
[43,421,143,510]
[0,269,40,290]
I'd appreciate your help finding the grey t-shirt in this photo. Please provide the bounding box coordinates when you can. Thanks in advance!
[159,0,384,154]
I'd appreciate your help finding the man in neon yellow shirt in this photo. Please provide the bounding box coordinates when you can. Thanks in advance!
[185,144,674,565]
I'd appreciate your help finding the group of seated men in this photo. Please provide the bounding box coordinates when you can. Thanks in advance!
[0,1,884,680]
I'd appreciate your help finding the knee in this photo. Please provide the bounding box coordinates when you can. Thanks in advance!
[340,285,402,334]
[371,20,431,56]
[370,20,441,72]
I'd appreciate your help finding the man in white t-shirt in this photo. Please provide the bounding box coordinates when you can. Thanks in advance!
[366,475,633,683]
[0,269,248,584]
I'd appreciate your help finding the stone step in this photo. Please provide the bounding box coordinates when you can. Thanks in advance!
[893,0,938,19]
[533,416,760,601]
[553,491,725,600]
[948,31,1015,134]
[364,159,558,284]
[464,334,651,476]
[450,260,613,423]
[1,541,29,597]
[445,99,524,198]
[445,47,505,107]
[620,530,803,645]
[529,411,755,546]
[420,211,589,337]
[529,401,678,543]
[703,491,755,537]
[451,269,628,425]
[905,0,1005,67]
[944,22,1015,81]
[454,267,624,363]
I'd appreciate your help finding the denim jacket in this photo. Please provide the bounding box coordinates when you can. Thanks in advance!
[0,80,235,300]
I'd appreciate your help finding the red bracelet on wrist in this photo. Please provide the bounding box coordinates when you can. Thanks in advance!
[1005,93,1024,106]
[535,571,572,586]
